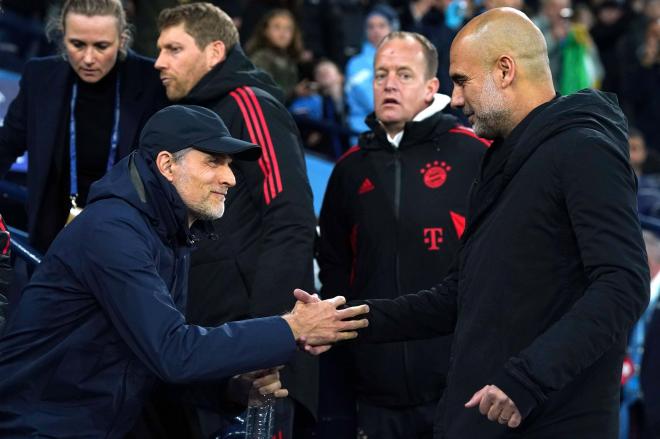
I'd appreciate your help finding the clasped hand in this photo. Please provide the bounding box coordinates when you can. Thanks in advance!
[283,289,369,354]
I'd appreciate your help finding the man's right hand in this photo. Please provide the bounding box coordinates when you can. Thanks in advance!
[282,288,369,348]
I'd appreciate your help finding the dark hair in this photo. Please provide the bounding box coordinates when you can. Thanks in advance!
[244,8,304,60]
[367,4,400,31]
[158,2,239,50]
[378,31,438,79]
[46,0,132,59]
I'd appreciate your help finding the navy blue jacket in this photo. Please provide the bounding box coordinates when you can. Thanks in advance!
[0,150,296,438]
[0,52,166,251]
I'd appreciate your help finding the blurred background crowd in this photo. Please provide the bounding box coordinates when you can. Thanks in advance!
[1,0,658,159]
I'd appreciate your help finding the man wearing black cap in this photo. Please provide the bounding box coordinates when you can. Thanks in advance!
[0,105,368,439]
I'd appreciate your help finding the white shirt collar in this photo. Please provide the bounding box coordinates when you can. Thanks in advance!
[385,94,451,147]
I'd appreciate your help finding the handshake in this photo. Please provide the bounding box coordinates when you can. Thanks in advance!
[282,289,370,355]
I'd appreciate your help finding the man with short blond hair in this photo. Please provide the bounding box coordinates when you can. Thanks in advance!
[157,2,239,51]
[154,3,318,437]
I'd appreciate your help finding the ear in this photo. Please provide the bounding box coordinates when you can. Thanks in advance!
[495,54,515,88]
[155,151,176,182]
[426,77,440,102]
[206,40,227,69]
[119,31,128,51]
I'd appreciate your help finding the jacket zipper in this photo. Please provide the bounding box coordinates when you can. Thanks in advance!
[393,151,413,402]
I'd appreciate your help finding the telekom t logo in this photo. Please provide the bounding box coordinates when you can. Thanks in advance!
[423,227,444,251]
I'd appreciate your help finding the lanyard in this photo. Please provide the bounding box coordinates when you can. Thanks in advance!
[68,77,121,204]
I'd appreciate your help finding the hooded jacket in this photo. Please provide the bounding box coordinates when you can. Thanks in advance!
[0,150,296,438]
[318,95,487,407]
[360,90,650,438]
[180,46,318,416]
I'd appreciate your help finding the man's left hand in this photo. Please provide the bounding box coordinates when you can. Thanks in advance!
[226,367,288,406]
[465,384,522,428]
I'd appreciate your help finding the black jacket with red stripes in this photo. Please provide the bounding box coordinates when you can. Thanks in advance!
[317,108,488,407]
[181,46,318,417]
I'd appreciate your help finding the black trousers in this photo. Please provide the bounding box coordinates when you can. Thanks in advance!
[357,398,438,439]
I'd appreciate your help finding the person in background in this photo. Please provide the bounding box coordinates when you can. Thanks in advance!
[318,31,488,439]
[245,8,309,102]
[154,3,318,438]
[620,228,660,439]
[0,0,166,254]
[533,0,603,94]
[620,0,660,152]
[641,284,660,438]
[345,4,398,144]
[398,0,457,97]
[629,128,660,177]
[289,59,350,158]
[590,0,631,95]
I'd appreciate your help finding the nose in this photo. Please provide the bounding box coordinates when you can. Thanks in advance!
[83,47,94,65]
[383,73,398,91]
[154,51,165,71]
[219,164,236,188]
[450,86,464,109]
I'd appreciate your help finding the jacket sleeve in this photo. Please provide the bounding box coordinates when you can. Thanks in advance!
[80,213,297,384]
[492,134,650,418]
[227,88,317,316]
[0,68,30,177]
[359,259,460,343]
[317,161,354,297]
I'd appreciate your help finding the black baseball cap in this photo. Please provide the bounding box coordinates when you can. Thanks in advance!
[139,105,261,161]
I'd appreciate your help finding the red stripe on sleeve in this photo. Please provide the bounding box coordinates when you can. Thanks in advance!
[337,145,361,163]
[243,87,283,194]
[1,234,9,255]
[230,90,272,204]
[0,216,9,255]
[229,91,257,143]
[233,88,277,204]
[449,126,492,147]
[236,87,277,202]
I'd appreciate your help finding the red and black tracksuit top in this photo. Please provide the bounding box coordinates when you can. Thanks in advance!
[181,46,318,417]
[318,110,488,407]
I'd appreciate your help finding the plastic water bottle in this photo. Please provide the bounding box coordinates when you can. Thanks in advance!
[244,389,275,439]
